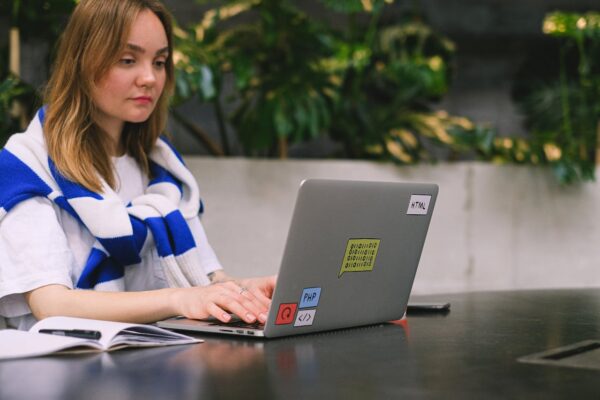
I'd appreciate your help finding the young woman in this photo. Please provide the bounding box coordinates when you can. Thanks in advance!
[0,0,275,330]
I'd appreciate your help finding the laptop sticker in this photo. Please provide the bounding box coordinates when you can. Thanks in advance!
[338,238,380,278]
[275,303,298,325]
[294,309,316,327]
[299,287,321,308]
[407,195,431,215]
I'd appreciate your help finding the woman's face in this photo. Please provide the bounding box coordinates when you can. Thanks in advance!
[92,9,168,136]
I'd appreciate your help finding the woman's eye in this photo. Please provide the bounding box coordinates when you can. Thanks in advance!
[154,60,166,68]
[119,58,135,65]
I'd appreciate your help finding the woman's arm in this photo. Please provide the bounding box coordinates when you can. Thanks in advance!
[25,279,273,324]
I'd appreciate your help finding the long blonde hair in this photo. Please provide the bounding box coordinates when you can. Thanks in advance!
[43,0,175,192]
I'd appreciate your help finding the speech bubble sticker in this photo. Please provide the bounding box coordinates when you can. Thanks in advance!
[338,238,381,278]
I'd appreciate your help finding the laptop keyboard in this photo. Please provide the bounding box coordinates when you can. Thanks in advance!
[209,320,263,330]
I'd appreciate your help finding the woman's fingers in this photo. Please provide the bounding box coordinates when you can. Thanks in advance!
[248,286,271,310]
[212,282,267,323]
[235,286,269,323]
[240,277,275,309]
[239,289,268,323]
[178,277,276,324]
[206,302,231,323]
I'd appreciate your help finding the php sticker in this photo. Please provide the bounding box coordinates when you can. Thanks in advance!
[299,287,321,308]
[407,195,431,215]
[275,303,298,325]
[339,238,380,278]
[294,309,316,327]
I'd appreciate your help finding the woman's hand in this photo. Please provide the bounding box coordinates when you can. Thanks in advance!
[238,275,277,309]
[170,276,276,324]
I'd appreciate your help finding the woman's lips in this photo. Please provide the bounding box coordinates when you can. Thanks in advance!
[132,96,153,104]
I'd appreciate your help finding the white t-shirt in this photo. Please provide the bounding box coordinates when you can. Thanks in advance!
[0,154,222,330]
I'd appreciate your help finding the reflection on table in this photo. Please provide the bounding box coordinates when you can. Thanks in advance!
[3,289,600,399]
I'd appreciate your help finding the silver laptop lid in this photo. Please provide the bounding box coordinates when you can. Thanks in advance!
[264,179,438,338]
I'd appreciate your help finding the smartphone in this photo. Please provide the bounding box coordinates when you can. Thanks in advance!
[406,302,451,313]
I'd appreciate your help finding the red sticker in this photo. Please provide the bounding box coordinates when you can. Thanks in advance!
[275,303,298,325]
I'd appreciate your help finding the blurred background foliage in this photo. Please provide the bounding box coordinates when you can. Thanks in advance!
[515,11,600,184]
[1,0,599,184]
[173,0,337,157]
[173,0,600,183]
[0,0,78,145]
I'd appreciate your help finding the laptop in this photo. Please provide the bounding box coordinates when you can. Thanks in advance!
[157,179,438,338]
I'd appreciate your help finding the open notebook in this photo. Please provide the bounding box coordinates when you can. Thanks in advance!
[0,316,200,361]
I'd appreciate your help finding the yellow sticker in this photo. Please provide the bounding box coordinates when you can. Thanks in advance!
[339,238,381,278]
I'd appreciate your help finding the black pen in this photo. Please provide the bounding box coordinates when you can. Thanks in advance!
[39,329,102,340]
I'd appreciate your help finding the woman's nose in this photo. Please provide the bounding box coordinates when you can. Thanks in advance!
[137,63,157,87]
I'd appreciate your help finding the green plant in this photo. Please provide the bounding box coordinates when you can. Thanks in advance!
[173,1,599,185]
[174,0,335,157]
[0,0,77,143]
[0,76,31,145]
[322,10,457,162]
[174,0,464,160]
[0,0,77,41]
[172,10,230,155]
[517,12,600,183]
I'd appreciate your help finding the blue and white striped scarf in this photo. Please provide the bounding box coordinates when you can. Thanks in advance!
[0,109,210,291]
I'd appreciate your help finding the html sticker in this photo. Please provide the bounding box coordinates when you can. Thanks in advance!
[338,238,380,278]
[299,287,321,308]
[407,195,431,215]
[275,303,298,325]
[294,309,316,327]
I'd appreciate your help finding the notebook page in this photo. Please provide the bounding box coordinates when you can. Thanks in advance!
[30,316,200,350]
[0,330,102,360]
[31,316,138,349]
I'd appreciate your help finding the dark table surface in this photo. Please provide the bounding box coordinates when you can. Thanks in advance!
[2,288,600,400]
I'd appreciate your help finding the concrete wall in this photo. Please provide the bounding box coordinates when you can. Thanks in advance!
[185,157,600,295]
